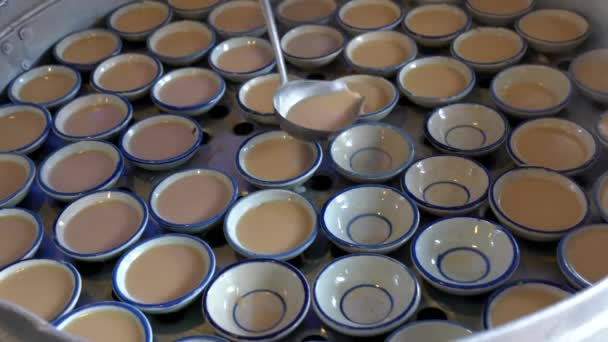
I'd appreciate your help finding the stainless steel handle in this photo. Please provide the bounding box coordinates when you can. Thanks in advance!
[260,0,288,85]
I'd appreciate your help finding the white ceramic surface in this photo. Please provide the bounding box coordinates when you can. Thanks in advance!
[168,0,220,19]
[0,103,51,154]
[53,29,122,70]
[570,48,608,104]
[403,4,471,47]
[209,37,276,82]
[465,0,535,26]
[107,0,172,42]
[337,0,404,35]
[8,65,81,109]
[345,31,417,77]
[386,320,473,342]
[276,0,337,27]
[281,25,345,69]
[558,224,608,290]
[516,9,590,54]
[91,53,163,100]
[208,0,266,38]
[148,20,216,66]
[237,73,299,125]
[337,74,399,121]
[0,208,43,267]
[0,153,35,208]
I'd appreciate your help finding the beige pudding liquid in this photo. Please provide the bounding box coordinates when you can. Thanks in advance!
[170,0,218,10]
[245,137,315,181]
[404,64,467,98]
[468,0,530,15]
[49,150,115,193]
[128,121,197,160]
[214,4,264,32]
[575,59,608,92]
[286,90,361,131]
[99,60,157,92]
[217,45,273,73]
[351,40,409,68]
[62,35,117,64]
[519,14,584,42]
[281,0,334,22]
[0,111,46,152]
[158,74,219,107]
[502,83,558,110]
[491,286,565,327]
[457,33,519,63]
[245,78,281,113]
[0,216,37,267]
[63,103,126,137]
[19,74,76,104]
[342,3,398,29]
[63,309,144,342]
[567,228,608,283]
[0,161,27,200]
[407,8,466,36]
[114,6,166,33]
[515,126,589,170]
[155,30,211,58]
[345,79,391,114]
[285,32,340,58]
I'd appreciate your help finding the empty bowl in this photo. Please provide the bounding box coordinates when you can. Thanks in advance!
[0,208,43,268]
[558,224,608,289]
[403,4,471,47]
[8,65,81,109]
[168,0,220,19]
[0,153,35,208]
[276,0,337,27]
[147,20,216,66]
[281,25,345,69]
[337,0,404,35]
[570,48,608,105]
[516,9,590,54]
[594,170,608,223]
[53,29,122,71]
[0,103,51,154]
[209,37,275,82]
[345,31,417,76]
[107,0,172,42]
[208,0,266,38]
[386,320,473,342]
[237,73,299,125]
[338,75,399,121]
[465,0,535,26]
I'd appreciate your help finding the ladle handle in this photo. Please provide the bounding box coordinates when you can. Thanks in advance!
[260,0,288,85]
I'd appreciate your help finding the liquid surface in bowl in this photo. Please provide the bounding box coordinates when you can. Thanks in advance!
[574,58,608,92]
[0,160,27,201]
[98,60,157,92]
[19,73,76,104]
[154,30,211,58]
[0,215,37,267]
[244,136,315,181]
[128,121,197,160]
[457,32,520,63]
[236,200,313,254]
[125,244,206,303]
[49,150,115,193]
[63,200,141,254]
[113,5,167,33]
[404,64,467,98]
[171,0,218,10]
[217,44,273,73]
[63,308,144,342]
[514,126,589,171]
[285,31,341,58]
[345,78,392,114]
[158,73,220,107]
[244,77,280,113]
[156,173,231,224]
[501,82,559,110]
[281,0,334,22]
[407,7,466,36]
[468,0,530,15]
[0,110,46,152]
[62,34,118,64]
[63,103,126,137]
[0,263,73,321]
[351,39,410,68]
[566,227,608,284]
[341,3,398,29]
[490,285,566,327]
[287,90,361,131]
[519,13,585,42]
[214,3,264,32]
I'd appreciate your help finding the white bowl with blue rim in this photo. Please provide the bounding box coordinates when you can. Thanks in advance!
[594,170,608,223]
[424,103,509,156]
[151,68,225,116]
[168,0,220,19]
[120,114,202,171]
[411,216,520,296]
[113,234,216,314]
[148,20,216,66]
[237,73,300,125]
[280,25,345,69]
[0,208,43,268]
[236,130,322,189]
[208,0,266,38]
[465,0,535,26]
[337,74,399,122]
[451,27,527,73]
[491,64,572,118]
[398,56,476,108]
[53,28,122,71]
[313,254,420,337]
[321,185,419,254]
[53,93,133,142]
[403,4,471,48]
[209,37,276,83]
[0,153,35,208]
[345,31,417,77]
[0,103,51,154]
[54,301,153,342]
[557,224,608,290]
[401,155,490,216]
[53,190,148,262]
[175,335,229,342]
[386,320,473,342]
[149,168,238,233]
[91,53,163,101]
[224,189,318,260]
[515,9,590,54]
[276,0,337,28]
[570,48,608,105]
[107,0,172,42]
[489,167,589,241]
[8,65,81,109]
[337,0,404,36]
[330,122,415,183]
[203,258,310,342]
[37,140,124,202]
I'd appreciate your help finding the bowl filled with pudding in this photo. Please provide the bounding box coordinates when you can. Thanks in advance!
[148,20,216,66]
[53,28,122,71]
[91,53,163,100]
[0,208,43,269]
[338,75,398,122]
[107,0,172,42]
[0,103,51,155]
[236,130,322,189]
[570,48,608,105]
[120,114,202,171]
[276,0,337,27]
[490,167,588,241]
[337,0,404,35]
[597,112,608,148]
[386,320,473,342]
[345,31,417,76]
[398,56,475,108]
[208,0,265,38]
[8,65,81,109]
[113,234,216,314]
[466,0,535,26]
[558,224,608,289]
[209,37,275,82]
[237,73,300,125]
[515,9,590,54]
[281,25,345,69]
[0,153,35,208]
[224,189,317,260]
[54,190,148,262]
[403,4,471,47]
[168,0,220,19]
[508,118,597,176]
[149,168,238,233]
[594,170,608,223]
[176,336,229,342]
[151,68,225,116]
[321,185,419,254]
[331,123,414,183]
[53,93,132,141]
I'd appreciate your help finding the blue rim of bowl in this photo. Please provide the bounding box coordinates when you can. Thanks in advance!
[481,278,574,330]
[208,42,276,76]
[337,75,399,120]
[112,233,216,309]
[175,335,228,342]
[149,168,238,230]
[53,29,123,70]
[119,115,203,166]
[557,224,606,289]
[106,1,173,37]
[423,102,509,155]
[151,69,226,112]
[594,171,608,222]
[330,122,415,180]
[410,216,520,291]
[236,80,275,118]
[236,130,323,186]
[0,153,35,207]
[0,103,51,154]
[490,166,590,236]
[515,10,591,45]
[52,189,149,259]
[345,35,417,74]
[336,0,405,33]
[320,184,419,251]
[53,301,153,342]
[465,0,536,18]
[386,319,472,341]
[91,53,163,96]
[402,5,472,41]
[569,53,608,97]
[52,93,133,141]
[8,65,82,108]
[276,0,336,27]
[281,25,347,61]
[401,155,490,212]
[450,29,528,67]
[313,253,419,331]
[147,22,217,64]
[0,207,43,265]
[202,258,310,341]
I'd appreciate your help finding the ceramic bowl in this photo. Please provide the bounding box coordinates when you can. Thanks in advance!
[53,29,122,71]
[53,190,148,262]
[0,103,51,154]
[276,0,337,27]
[175,336,229,342]
[558,224,608,289]
[403,4,471,48]
[465,0,535,26]
[53,93,133,141]
[224,189,318,260]
[398,56,475,108]
[119,114,203,171]
[491,64,571,118]
[8,65,81,109]
[597,112,608,148]
[386,320,473,342]
[0,208,43,268]
[113,234,216,314]
[412,216,520,296]
[147,21,216,66]
[208,0,266,38]
[337,75,399,121]
[168,0,220,19]
[149,168,238,233]
[490,167,589,241]
[151,68,226,116]
[401,155,490,216]
[570,49,608,104]
[451,27,527,73]
[203,258,310,341]
[345,31,417,77]
[0,153,35,208]
[209,37,276,82]
[107,0,172,42]
[237,73,299,125]
[594,170,608,223]
[236,130,322,189]
[337,0,404,35]
[330,123,415,183]
[313,254,420,337]
[515,9,590,54]
[91,53,163,101]
[321,185,419,254]
[281,25,345,69]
